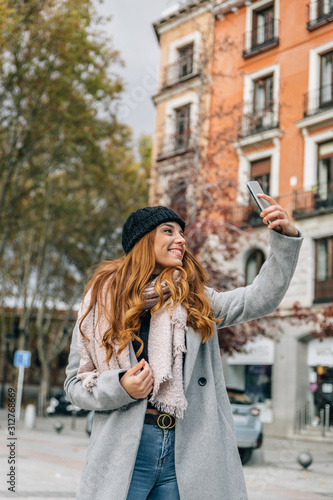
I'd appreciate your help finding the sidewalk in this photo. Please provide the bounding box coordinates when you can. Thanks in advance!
[244,438,333,499]
[0,410,87,499]
[0,410,333,499]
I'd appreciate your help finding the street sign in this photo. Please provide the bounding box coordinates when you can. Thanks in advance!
[14,351,31,421]
[14,350,31,368]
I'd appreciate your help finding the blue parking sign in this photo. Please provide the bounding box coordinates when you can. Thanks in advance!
[14,350,31,368]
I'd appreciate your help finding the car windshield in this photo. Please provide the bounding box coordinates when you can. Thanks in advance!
[227,390,253,405]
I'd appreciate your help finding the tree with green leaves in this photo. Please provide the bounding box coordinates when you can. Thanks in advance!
[0,0,151,412]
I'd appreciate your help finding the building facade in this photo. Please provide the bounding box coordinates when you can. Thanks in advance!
[150,0,214,220]
[151,0,333,438]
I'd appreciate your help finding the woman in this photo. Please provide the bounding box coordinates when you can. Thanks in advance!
[64,197,302,500]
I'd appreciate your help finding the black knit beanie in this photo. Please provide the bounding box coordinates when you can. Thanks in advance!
[122,206,185,254]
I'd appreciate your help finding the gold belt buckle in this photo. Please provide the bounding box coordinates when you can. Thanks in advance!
[157,413,176,429]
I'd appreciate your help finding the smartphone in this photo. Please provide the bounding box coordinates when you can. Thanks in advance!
[247,181,279,228]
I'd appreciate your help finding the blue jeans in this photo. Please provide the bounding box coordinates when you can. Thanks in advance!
[127,423,180,500]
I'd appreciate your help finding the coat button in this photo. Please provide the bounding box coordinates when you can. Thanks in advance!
[198,377,207,386]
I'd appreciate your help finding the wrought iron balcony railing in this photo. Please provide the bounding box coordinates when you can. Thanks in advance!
[224,204,262,227]
[161,56,199,90]
[240,106,279,138]
[156,131,194,160]
[304,83,333,117]
[224,183,333,226]
[293,182,333,216]
[307,0,333,30]
[243,19,280,58]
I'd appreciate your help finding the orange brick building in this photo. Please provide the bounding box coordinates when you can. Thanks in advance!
[210,0,333,437]
[151,1,333,437]
[211,0,333,223]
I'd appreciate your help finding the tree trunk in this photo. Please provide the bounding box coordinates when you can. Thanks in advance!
[38,361,52,417]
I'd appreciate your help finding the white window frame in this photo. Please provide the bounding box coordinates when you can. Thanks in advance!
[243,63,279,118]
[236,142,280,203]
[168,31,201,76]
[303,128,333,190]
[242,63,280,139]
[244,0,279,52]
[308,40,333,113]
[308,0,333,22]
[309,0,317,22]
[164,91,198,150]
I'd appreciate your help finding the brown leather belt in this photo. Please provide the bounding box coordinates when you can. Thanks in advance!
[144,412,176,430]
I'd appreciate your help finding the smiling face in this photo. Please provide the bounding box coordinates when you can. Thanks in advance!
[153,222,186,274]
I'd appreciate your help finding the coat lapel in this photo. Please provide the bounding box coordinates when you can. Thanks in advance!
[129,342,137,367]
[128,328,201,392]
[184,327,202,392]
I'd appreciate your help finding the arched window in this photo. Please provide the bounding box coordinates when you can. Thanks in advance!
[245,249,265,285]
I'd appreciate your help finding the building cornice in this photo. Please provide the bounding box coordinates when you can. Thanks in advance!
[234,128,283,149]
[212,0,252,17]
[153,0,211,41]
[152,75,202,105]
[295,109,333,132]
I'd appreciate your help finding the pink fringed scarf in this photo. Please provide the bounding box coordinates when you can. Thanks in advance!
[77,274,188,418]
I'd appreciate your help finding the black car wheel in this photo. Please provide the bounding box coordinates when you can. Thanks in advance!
[239,448,252,465]
[256,432,263,449]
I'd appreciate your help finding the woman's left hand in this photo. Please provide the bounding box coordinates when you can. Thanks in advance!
[257,194,298,237]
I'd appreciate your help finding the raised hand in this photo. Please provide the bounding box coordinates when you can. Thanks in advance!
[257,194,298,237]
[120,359,154,399]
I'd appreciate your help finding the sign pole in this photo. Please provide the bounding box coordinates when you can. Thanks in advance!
[13,350,31,421]
[15,365,25,421]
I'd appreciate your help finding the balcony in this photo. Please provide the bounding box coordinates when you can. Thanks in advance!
[161,56,199,90]
[240,106,279,138]
[293,182,333,218]
[243,19,279,59]
[224,185,333,227]
[304,83,333,117]
[307,0,333,30]
[224,204,263,227]
[156,131,194,161]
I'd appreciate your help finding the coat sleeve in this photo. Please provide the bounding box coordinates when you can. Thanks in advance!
[64,319,137,412]
[206,229,303,328]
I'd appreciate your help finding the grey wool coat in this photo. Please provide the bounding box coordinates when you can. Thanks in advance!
[64,229,303,500]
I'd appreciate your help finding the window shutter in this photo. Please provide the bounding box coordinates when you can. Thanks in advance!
[251,157,271,177]
[318,141,333,159]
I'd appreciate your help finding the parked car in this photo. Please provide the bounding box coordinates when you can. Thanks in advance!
[86,410,94,436]
[46,391,89,417]
[227,387,263,465]
[86,389,263,460]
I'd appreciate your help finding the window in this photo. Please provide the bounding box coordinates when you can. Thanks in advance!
[178,44,194,79]
[321,51,333,107]
[250,157,271,195]
[252,3,274,47]
[247,158,271,224]
[175,104,191,150]
[303,45,333,116]
[242,65,279,137]
[317,141,333,206]
[319,0,333,16]
[243,1,278,58]
[308,0,333,29]
[243,74,276,136]
[245,250,265,285]
[315,236,333,302]
[253,75,274,130]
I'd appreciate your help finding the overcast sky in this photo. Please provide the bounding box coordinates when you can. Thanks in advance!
[95,1,179,142]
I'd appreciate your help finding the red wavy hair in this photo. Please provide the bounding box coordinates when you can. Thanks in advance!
[79,229,218,362]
